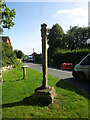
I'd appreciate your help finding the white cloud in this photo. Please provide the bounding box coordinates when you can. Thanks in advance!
[52,7,88,32]
[57,9,70,14]
[57,8,88,17]
[54,7,88,25]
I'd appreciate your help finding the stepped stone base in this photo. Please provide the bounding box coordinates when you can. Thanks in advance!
[35,85,55,105]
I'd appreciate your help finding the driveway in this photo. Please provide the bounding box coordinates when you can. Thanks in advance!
[23,62,89,95]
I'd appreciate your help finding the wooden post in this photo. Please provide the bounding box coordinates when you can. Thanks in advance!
[41,23,48,89]
[22,66,28,79]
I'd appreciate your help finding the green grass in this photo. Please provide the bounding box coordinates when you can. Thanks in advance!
[2,66,89,119]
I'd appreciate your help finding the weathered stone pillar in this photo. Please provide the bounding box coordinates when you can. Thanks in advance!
[41,23,48,89]
[34,23,55,105]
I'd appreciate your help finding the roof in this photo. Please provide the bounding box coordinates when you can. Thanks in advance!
[0,36,11,46]
[1,36,10,41]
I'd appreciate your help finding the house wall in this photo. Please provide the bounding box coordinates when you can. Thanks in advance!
[7,38,11,46]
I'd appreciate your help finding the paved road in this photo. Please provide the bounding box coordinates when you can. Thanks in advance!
[24,62,72,79]
[23,62,89,95]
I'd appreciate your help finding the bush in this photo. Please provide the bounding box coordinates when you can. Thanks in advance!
[13,59,23,67]
[2,43,23,67]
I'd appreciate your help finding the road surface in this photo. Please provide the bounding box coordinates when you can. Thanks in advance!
[23,62,89,95]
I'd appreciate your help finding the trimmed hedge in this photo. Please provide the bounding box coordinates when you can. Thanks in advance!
[49,49,90,67]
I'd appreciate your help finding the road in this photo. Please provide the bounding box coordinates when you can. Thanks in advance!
[23,62,89,95]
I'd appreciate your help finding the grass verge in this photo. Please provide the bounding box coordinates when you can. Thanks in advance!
[2,66,89,118]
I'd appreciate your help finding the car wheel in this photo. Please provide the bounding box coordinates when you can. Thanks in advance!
[77,73,86,81]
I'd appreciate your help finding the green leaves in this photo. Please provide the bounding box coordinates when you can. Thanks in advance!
[2,42,17,66]
[47,24,65,59]
[65,26,90,49]
[14,50,24,59]
[0,1,16,33]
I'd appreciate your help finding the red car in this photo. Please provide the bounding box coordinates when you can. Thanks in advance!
[60,63,73,70]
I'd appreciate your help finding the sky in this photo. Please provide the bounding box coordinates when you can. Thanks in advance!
[2,1,89,55]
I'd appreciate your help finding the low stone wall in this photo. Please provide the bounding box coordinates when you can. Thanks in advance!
[0,65,14,83]
[1,65,14,72]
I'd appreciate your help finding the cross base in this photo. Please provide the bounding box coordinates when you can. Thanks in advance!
[35,85,55,105]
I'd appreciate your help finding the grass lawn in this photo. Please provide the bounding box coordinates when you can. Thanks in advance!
[1,66,89,119]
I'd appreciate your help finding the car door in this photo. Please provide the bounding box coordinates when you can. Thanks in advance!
[81,55,90,79]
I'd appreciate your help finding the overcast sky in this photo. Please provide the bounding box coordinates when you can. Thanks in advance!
[3,1,89,55]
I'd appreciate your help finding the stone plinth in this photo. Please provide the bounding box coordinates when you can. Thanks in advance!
[35,86,55,105]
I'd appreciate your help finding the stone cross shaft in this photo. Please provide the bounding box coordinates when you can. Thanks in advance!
[41,23,48,89]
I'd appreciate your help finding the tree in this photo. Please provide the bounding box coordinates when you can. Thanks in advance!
[0,0,16,33]
[47,23,64,58]
[65,26,89,49]
[64,32,75,50]
[32,52,42,63]
[14,50,24,59]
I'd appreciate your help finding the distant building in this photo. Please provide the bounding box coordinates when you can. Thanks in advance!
[88,1,90,27]
[1,36,11,47]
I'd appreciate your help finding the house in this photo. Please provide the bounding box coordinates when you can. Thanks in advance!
[1,36,11,47]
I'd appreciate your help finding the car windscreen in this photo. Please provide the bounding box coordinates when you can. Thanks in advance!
[81,55,90,65]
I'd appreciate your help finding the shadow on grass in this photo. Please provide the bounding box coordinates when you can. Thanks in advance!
[56,79,89,99]
[2,79,24,83]
[8,78,24,82]
[2,94,51,108]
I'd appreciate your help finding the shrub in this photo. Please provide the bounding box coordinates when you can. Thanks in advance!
[13,59,23,67]
[2,43,23,67]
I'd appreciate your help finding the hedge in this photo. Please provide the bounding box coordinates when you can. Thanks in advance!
[48,49,90,67]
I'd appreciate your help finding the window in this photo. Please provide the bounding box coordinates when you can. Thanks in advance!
[81,55,90,65]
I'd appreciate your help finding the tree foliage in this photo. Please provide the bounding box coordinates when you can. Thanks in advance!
[32,52,42,63]
[47,24,90,66]
[14,49,24,59]
[0,0,16,33]
[47,23,64,58]
[64,26,90,50]
[2,42,16,66]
